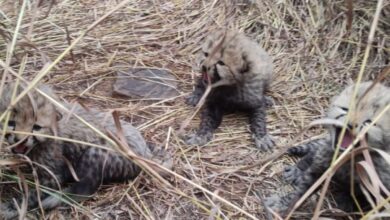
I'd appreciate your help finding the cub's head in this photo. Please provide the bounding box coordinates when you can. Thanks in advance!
[197,29,253,86]
[0,83,61,155]
[327,82,390,151]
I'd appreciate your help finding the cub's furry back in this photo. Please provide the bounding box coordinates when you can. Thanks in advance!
[0,83,161,219]
[185,29,274,150]
[266,82,390,215]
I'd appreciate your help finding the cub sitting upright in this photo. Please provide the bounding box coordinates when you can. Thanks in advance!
[185,29,274,151]
[0,82,156,219]
[266,81,390,214]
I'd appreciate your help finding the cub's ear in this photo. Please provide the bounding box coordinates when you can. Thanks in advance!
[239,53,250,74]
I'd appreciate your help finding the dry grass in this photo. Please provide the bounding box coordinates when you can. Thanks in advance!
[0,0,389,219]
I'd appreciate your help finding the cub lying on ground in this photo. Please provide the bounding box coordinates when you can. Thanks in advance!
[0,82,166,219]
[266,81,390,215]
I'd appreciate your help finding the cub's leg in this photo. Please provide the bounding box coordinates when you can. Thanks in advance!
[284,139,328,185]
[186,78,206,106]
[249,106,274,151]
[265,165,320,214]
[266,140,331,214]
[39,160,102,210]
[185,104,223,146]
[287,139,327,157]
[0,190,51,219]
[284,152,316,186]
[40,147,141,210]
[0,173,63,219]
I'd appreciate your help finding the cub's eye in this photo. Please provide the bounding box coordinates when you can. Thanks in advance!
[32,124,42,131]
[204,52,209,57]
[217,60,225,66]
[340,107,348,111]
[363,119,375,126]
[7,120,15,127]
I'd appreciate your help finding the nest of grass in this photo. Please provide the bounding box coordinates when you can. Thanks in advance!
[0,0,389,219]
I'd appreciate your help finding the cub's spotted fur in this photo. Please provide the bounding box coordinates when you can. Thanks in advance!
[0,83,157,219]
[266,82,390,214]
[185,29,274,150]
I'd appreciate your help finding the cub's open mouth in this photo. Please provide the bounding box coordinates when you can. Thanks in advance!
[334,127,357,150]
[202,72,209,83]
[201,68,221,85]
[11,142,29,154]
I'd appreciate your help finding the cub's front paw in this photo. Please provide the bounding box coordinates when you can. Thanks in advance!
[283,166,302,186]
[287,145,308,157]
[151,147,174,176]
[264,96,275,108]
[0,203,18,220]
[184,133,211,146]
[185,93,201,106]
[253,134,274,151]
[264,195,289,214]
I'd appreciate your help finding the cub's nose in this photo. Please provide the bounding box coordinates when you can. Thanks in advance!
[13,136,21,143]
[5,133,11,140]
[201,65,207,73]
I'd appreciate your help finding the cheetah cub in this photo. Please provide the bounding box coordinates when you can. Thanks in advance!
[0,83,162,219]
[266,82,390,214]
[185,29,274,151]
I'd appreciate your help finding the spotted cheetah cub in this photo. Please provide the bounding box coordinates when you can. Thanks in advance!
[185,29,274,150]
[0,83,158,219]
[266,82,390,214]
